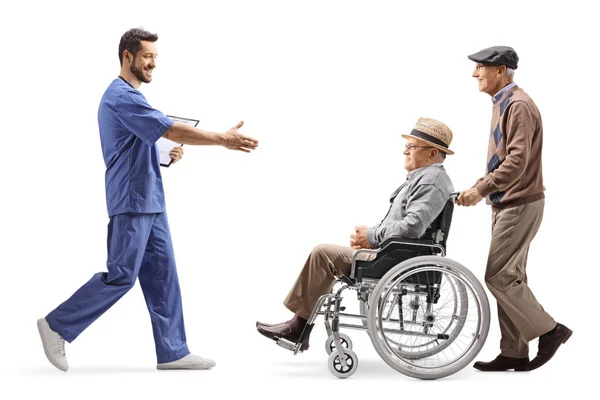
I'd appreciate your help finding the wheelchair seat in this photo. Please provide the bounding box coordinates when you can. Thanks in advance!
[353,198,454,281]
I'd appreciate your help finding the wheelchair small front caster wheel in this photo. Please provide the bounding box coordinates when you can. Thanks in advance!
[325,333,353,355]
[328,349,358,379]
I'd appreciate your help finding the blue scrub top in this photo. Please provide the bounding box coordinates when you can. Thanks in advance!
[98,77,174,217]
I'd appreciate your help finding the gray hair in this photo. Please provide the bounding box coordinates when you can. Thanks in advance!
[506,68,515,79]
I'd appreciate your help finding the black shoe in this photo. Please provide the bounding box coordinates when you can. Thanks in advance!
[528,323,573,371]
[473,355,529,371]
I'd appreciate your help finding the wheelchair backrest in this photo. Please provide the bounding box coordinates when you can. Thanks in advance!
[422,198,454,248]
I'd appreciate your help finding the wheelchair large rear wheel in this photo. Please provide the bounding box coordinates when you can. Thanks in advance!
[367,256,490,380]
[361,269,468,359]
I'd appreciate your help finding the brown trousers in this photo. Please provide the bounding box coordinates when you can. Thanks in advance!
[283,244,375,320]
[485,199,556,358]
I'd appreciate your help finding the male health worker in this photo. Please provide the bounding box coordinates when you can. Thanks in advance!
[37,27,259,371]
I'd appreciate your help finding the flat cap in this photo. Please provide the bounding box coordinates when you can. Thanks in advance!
[468,46,519,70]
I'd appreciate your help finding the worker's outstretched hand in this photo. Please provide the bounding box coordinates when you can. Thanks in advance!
[222,121,259,153]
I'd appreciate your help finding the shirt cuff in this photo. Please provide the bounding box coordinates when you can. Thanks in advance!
[146,117,175,146]
[367,228,379,249]
[476,178,496,197]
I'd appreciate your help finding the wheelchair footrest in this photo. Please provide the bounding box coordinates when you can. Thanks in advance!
[276,338,296,351]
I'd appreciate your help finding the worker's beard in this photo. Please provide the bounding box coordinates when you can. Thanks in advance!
[130,59,152,83]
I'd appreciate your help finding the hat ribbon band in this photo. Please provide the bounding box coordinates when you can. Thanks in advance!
[410,129,448,148]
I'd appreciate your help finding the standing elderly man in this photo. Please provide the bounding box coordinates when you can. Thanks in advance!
[37,27,259,372]
[256,117,455,350]
[456,46,572,372]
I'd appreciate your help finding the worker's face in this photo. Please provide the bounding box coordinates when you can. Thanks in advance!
[127,41,157,83]
[403,138,436,172]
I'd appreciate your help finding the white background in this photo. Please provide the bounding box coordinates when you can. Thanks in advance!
[0,0,597,398]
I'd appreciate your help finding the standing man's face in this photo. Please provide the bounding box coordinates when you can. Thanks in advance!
[127,41,157,83]
[472,63,502,96]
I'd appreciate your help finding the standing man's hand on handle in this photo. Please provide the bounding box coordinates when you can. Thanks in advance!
[455,187,483,207]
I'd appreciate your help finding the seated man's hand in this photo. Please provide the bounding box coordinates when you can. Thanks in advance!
[170,146,184,164]
[455,187,483,207]
[350,225,372,250]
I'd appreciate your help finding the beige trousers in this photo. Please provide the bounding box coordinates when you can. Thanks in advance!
[283,244,374,320]
[485,199,556,358]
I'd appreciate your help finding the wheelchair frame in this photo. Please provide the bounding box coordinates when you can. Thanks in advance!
[272,195,490,379]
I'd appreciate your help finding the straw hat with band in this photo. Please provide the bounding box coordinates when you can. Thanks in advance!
[401,117,454,155]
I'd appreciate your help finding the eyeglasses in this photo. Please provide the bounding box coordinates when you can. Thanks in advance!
[404,144,434,152]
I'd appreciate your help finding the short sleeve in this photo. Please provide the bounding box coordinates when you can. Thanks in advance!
[114,91,174,146]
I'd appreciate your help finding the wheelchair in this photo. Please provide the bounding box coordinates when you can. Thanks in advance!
[273,193,491,380]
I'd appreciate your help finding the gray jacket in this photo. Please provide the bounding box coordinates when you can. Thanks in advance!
[367,163,454,248]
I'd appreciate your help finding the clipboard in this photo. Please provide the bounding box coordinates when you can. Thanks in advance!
[158,115,200,167]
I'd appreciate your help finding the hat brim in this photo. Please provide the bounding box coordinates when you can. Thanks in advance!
[401,134,455,155]
[468,56,498,66]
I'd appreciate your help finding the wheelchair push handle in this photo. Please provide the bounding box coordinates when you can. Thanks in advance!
[450,191,460,201]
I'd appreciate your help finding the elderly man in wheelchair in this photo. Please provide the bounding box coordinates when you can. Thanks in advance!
[256,117,491,380]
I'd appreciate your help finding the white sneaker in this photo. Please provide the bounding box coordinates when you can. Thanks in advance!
[157,354,216,370]
[37,318,69,372]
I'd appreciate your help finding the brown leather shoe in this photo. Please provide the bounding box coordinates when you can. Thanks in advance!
[473,355,529,371]
[528,323,573,371]
[256,322,310,350]
[256,319,291,328]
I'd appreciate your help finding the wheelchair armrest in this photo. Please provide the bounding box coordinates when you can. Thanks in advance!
[352,236,442,281]
[375,236,446,259]
[379,236,435,251]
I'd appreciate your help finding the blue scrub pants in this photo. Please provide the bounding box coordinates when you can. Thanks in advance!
[46,212,190,363]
